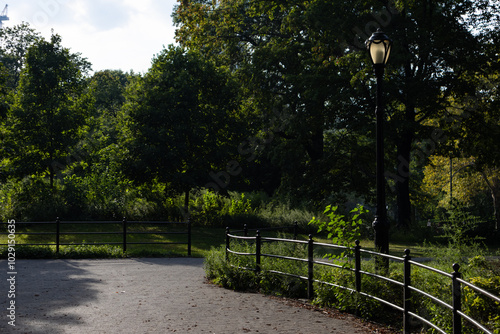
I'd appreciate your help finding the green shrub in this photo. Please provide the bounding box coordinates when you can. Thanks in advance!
[58,244,125,259]
[259,238,308,298]
[0,244,126,259]
[309,204,368,258]
[204,245,259,291]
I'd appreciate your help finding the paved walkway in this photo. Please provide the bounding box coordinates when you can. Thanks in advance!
[0,258,396,333]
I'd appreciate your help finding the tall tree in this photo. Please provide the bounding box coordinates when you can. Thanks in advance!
[5,34,91,188]
[0,23,41,91]
[122,46,243,211]
[174,0,376,204]
[174,0,500,227]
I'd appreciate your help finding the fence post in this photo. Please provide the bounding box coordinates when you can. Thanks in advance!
[308,234,314,299]
[452,263,462,334]
[225,227,230,262]
[244,224,248,237]
[355,240,361,292]
[56,217,60,253]
[294,221,298,240]
[122,217,127,252]
[255,230,261,273]
[403,249,412,334]
[187,218,192,256]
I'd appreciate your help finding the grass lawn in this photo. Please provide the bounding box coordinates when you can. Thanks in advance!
[0,221,227,258]
[0,221,495,259]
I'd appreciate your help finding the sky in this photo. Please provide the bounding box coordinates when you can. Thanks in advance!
[3,0,179,74]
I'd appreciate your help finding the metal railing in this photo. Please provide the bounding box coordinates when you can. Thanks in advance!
[225,228,500,334]
[1,218,192,256]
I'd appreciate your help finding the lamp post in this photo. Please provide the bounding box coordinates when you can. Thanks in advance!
[366,28,392,266]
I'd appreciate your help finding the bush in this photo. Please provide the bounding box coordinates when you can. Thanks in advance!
[204,245,259,291]
[1,177,69,221]
[0,244,126,259]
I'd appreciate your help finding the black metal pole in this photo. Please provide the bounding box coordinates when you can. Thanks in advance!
[452,263,462,334]
[354,240,361,292]
[403,249,412,334]
[56,217,60,253]
[122,217,127,253]
[307,235,314,300]
[225,227,230,262]
[255,230,261,273]
[187,218,192,256]
[372,63,389,270]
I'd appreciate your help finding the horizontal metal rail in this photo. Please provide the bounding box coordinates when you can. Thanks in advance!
[360,269,405,287]
[0,218,191,255]
[268,269,307,281]
[358,289,404,312]
[409,259,453,278]
[225,227,500,334]
[408,311,448,334]
[261,253,308,263]
[408,285,453,311]
[457,277,500,303]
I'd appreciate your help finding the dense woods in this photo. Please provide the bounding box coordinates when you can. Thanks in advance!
[0,1,499,237]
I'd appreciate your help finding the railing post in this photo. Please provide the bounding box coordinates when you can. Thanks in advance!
[293,221,298,240]
[225,227,230,262]
[56,217,60,253]
[187,218,192,256]
[403,249,412,334]
[122,217,127,252]
[308,234,314,300]
[244,224,248,237]
[452,263,462,334]
[355,240,361,292]
[255,230,261,273]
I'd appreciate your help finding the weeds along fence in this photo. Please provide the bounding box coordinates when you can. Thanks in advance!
[1,218,191,255]
[225,228,500,334]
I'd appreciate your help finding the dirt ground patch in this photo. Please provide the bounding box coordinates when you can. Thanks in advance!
[0,258,398,333]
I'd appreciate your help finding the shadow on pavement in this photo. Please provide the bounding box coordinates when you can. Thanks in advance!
[0,259,102,334]
[0,258,205,333]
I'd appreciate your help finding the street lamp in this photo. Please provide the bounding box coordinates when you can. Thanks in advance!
[366,28,392,266]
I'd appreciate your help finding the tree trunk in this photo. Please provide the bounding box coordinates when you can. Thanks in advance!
[493,191,499,231]
[395,124,413,229]
[305,129,324,161]
[479,171,499,231]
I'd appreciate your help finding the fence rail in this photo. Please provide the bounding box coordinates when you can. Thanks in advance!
[225,228,500,334]
[1,218,191,256]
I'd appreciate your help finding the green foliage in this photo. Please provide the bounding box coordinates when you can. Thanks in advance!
[63,164,133,220]
[57,244,124,259]
[0,244,125,259]
[122,46,243,195]
[309,204,368,258]
[314,263,401,322]
[0,176,68,221]
[440,205,483,246]
[4,33,91,187]
[204,244,259,291]
[190,190,257,226]
[191,190,225,226]
[0,23,41,90]
[259,237,309,298]
[424,204,488,262]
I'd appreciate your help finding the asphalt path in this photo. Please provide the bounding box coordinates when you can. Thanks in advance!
[0,258,396,333]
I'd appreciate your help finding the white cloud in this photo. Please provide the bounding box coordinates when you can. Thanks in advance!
[5,0,178,73]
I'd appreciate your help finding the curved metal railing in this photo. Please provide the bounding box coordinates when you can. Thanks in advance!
[225,228,500,334]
